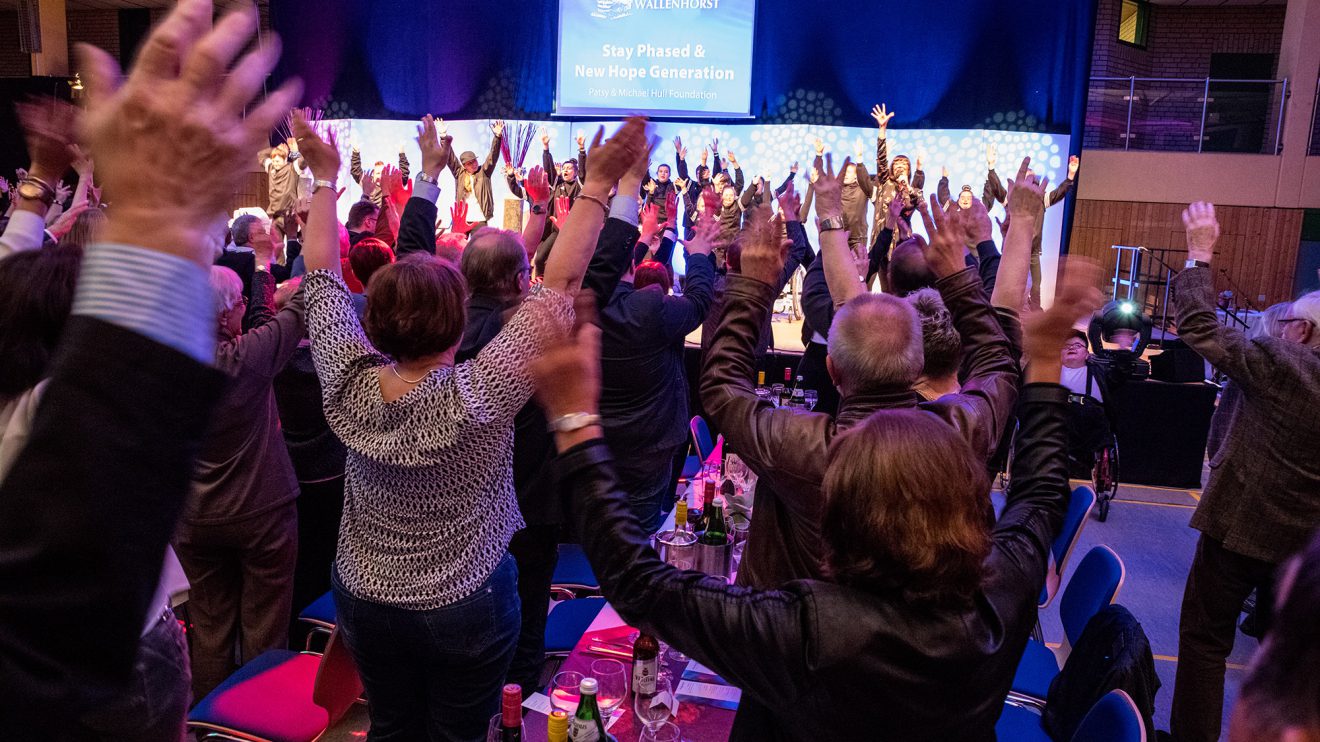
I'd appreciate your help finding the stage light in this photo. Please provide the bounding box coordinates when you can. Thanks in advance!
[1120,301,1135,314]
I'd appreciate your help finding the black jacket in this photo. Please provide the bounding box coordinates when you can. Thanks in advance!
[598,251,716,454]
[0,318,224,730]
[557,383,1069,741]
[446,133,503,222]
[456,216,639,525]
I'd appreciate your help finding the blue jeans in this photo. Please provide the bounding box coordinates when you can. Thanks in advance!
[333,554,521,742]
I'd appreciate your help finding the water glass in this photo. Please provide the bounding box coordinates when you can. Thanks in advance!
[803,389,818,411]
[640,720,682,742]
[486,713,521,742]
[633,673,676,732]
[549,670,584,714]
[591,659,628,717]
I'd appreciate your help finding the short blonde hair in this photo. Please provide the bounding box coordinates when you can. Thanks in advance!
[209,266,244,314]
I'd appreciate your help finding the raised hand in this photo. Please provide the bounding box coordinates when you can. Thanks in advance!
[941,165,949,179]
[680,213,718,257]
[790,160,799,174]
[1005,156,1048,223]
[1023,258,1104,375]
[549,195,571,229]
[523,165,551,206]
[639,202,661,241]
[810,167,820,184]
[710,137,719,153]
[379,164,403,200]
[415,113,449,179]
[920,193,971,279]
[916,155,924,172]
[78,0,301,264]
[986,141,998,170]
[700,148,708,166]
[491,119,505,137]
[0,177,9,195]
[725,150,738,167]
[54,181,73,205]
[436,118,448,138]
[450,200,473,234]
[360,169,378,198]
[576,131,586,149]
[739,206,791,285]
[871,103,895,130]
[583,117,650,191]
[644,180,657,194]
[663,189,679,228]
[813,153,846,220]
[814,137,825,157]
[15,97,80,189]
[777,179,802,223]
[679,146,688,160]
[700,186,721,216]
[71,144,94,178]
[540,127,551,148]
[961,196,992,246]
[1182,201,1219,264]
[673,177,688,195]
[673,136,682,152]
[1067,154,1080,179]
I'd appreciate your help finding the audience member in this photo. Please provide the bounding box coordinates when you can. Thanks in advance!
[535,235,1103,740]
[1169,202,1320,742]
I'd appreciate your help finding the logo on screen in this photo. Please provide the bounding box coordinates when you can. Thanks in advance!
[591,0,633,20]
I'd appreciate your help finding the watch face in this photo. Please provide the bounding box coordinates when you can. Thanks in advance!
[18,181,50,202]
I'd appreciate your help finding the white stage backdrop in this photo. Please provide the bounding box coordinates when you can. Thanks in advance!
[321,119,1071,305]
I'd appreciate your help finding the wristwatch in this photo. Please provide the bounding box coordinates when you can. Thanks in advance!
[531,204,546,215]
[16,177,56,207]
[416,172,439,185]
[817,215,846,232]
[547,412,601,433]
[1185,259,1210,270]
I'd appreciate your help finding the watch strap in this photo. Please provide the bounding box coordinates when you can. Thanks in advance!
[817,215,846,232]
[313,178,338,192]
[18,177,56,206]
[547,412,601,433]
[1185,259,1210,270]
[416,172,439,185]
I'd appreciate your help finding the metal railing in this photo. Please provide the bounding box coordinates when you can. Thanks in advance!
[1086,76,1289,154]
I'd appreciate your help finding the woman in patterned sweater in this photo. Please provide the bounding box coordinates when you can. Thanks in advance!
[293,111,649,741]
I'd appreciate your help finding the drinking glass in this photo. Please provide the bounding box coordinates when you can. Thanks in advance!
[549,670,584,714]
[591,659,628,718]
[633,673,676,732]
[640,720,682,742]
[803,389,818,411]
[486,713,522,742]
[769,383,785,407]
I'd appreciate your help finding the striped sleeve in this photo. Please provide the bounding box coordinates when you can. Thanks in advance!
[71,242,215,365]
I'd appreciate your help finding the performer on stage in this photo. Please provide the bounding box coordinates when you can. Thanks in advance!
[444,119,505,232]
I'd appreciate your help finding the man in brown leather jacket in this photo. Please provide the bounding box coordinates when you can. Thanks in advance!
[700,156,1021,589]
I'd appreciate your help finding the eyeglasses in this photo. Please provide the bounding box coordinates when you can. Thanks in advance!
[1063,343,1087,351]
[1279,318,1311,326]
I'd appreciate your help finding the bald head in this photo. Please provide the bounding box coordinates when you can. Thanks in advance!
[827,293,924,392]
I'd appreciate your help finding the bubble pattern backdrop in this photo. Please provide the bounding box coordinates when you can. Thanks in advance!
[326,118,1071,305]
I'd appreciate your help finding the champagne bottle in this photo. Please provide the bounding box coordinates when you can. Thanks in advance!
[700,499,728,546]
[755,370,768,400]
[632,632,660,696]
[569,677,608,742]
[501,684,523,742]
[675,499,690,535]
[791,374,805,408]
[777,367,793,406]
[547,710,569,742]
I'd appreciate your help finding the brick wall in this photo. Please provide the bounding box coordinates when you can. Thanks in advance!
[0,12,32,78]
[1086,0,1287,152]
[66,10,120,65]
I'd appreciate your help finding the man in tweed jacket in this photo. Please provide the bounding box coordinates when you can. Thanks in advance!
[1167,202,1320,742]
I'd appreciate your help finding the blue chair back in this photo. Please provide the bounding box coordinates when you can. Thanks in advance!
[1054,486,1097,568]
[1071,690,1146,742]
[1060,546,1125,649]
[690,416,716,460]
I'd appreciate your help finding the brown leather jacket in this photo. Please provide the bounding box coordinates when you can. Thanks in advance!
[699,267,1020,588]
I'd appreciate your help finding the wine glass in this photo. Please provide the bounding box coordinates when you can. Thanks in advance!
[591,659,628,719]
[549,671,584,714]
[803,389,818,411]
[640,720,681,742]
[633,673,676,733]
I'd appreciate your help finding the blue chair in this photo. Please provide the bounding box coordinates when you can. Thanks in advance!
[1012,545,1126,703]
[1041,486,1098,609]
[544,597,607,655]
[189,628,363,742]
[295,591,337,650]
[689,416,721,463]
[551,543,599,598]
[995,689,1146,742]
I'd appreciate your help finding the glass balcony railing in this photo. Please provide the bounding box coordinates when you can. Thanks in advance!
[1085,77,1289,155]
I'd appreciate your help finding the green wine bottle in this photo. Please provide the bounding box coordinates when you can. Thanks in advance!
[700,499,728,546]
[569,677,608,742]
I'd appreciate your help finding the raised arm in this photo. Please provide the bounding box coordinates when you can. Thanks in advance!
[395,115,448,258]
[482,120,504,176]
[1047,156,1078,207]
[991,157,1044,310]
[541,119,650,294]
[871,104,894,183]
[658,227,716,339]
[814,155,866,306]
[800,249,835,338]
[673,136,689,181]
[0,99,79,259]
[349,147,364,186]
[520,166,552,262]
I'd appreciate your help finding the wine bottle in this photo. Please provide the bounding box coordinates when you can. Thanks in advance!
[569,677,608,742]
[755,370,768,400]
[694,477,715,534]
[501,684,523,742]
[675,499,690,535]
[547,710,569,742]
[632,632,660,696]
[777,367,793,406]
[700,499,728,546]
[791,374,805,408]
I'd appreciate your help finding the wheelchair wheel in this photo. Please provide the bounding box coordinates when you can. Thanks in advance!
[1092,440,1120,522]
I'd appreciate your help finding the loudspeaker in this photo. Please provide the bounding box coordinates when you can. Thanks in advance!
[1150,346,1205,383]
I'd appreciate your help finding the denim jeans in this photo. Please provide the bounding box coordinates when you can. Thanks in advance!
[334,554,521,742]
[75,607,192,741]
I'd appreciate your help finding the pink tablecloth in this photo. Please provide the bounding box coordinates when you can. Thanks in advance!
[521,604,736,742]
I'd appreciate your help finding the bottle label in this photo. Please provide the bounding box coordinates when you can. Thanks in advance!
[633,657,658,695]
[569,717,601,742]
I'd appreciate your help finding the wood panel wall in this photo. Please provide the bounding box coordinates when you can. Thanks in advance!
[1069,199,1305,307]
[226,171,268,216]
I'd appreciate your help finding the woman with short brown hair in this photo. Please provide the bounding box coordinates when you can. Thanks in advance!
[294,111,648,740]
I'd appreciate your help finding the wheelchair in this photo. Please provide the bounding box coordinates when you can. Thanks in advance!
[997,399,1121,522]
[1066,392,1121,521]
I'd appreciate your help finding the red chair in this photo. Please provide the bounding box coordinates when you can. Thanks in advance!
[188,628,363,741]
